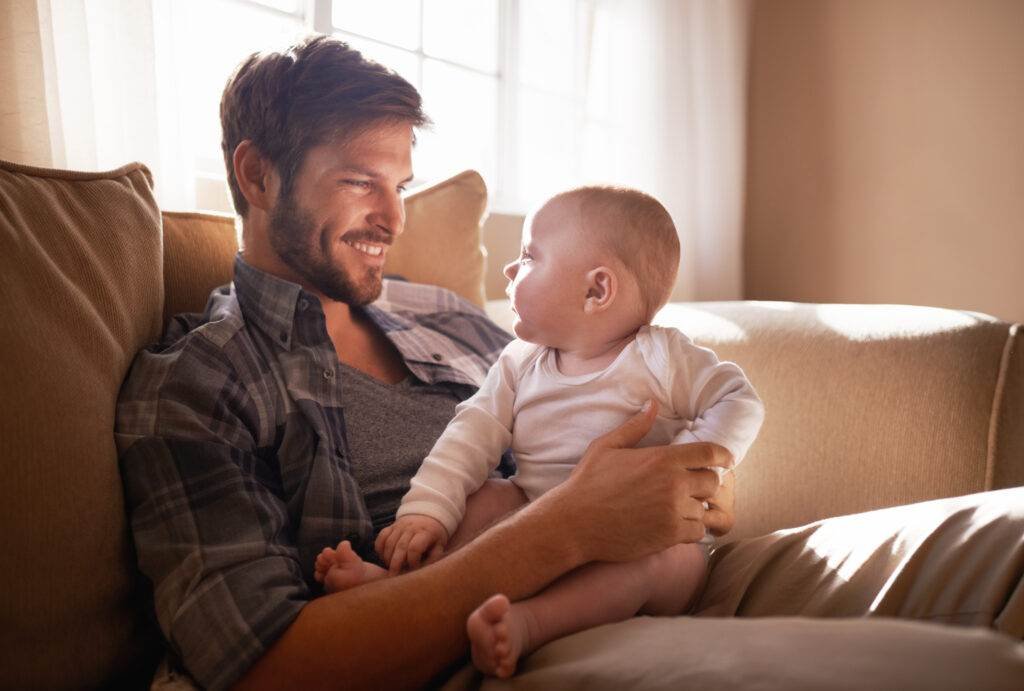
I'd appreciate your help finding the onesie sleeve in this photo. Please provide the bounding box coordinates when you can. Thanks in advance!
[396,340,530,536]
[656,328,765,466]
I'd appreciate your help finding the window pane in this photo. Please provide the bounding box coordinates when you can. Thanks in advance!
[417,59,497,189]
[173,0,306,174]
[248,0,299,13]
[517,87,577,206]
[519,0,575,93]
[332,0,420,49]
[340,35,421,89]
[422,0,498,73]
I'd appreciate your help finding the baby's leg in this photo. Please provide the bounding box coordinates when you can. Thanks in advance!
[467,542,706,678]
[314,540,389,594]
[447,479,528,552]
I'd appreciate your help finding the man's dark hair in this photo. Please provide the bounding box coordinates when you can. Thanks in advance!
[220,34,429,217]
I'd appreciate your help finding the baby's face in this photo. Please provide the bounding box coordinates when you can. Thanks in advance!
[501,199,595,348]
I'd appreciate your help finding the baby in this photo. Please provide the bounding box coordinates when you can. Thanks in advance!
[315,185,765,677]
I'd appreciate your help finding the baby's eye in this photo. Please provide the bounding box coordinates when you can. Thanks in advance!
[519,254,532,264]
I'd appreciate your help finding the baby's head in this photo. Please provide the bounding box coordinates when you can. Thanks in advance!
[503,185,679,348]
[555,186,680,321]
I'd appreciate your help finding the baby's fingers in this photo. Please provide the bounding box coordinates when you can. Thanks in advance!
[425,541,445,566]
[374,526,393,561]
[406,531,436,570]
[389,531,413,575]
[381,526,406,567]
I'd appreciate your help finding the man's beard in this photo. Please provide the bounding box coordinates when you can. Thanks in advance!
[268,190,385,306]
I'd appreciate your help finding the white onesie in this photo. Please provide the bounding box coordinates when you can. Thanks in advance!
[397,325,765,537]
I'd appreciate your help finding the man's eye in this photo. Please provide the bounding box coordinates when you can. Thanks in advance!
[344,179,372,189]
[397,185,407,194]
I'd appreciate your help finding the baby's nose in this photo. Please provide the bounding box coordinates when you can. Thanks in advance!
[503,261,517,280]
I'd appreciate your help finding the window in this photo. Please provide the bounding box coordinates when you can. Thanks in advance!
[158,0,596,213]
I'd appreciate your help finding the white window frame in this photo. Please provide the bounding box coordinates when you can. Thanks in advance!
[198,0,586,213]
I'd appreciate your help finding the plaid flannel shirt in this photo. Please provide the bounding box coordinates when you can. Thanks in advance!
[116,255,510,690]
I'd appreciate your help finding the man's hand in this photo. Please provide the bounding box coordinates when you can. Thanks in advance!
[375,514,448,574]
[543,400,733,565]
[704,465,736,537]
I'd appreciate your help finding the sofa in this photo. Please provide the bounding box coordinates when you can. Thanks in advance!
[1,157,1022,689]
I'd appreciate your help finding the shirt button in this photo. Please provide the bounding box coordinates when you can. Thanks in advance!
[323,369,334,379]
[297,298,308,311]
[431,353,443,362]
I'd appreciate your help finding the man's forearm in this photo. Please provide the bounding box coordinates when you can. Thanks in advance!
[234,407,736,690]
[234,497,585,691]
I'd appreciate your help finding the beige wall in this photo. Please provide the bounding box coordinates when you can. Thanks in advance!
[744,0,1024,324]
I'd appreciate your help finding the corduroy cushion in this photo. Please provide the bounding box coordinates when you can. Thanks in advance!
[0,159,165,688]
[387,169,488,307]
[161,211,237,327]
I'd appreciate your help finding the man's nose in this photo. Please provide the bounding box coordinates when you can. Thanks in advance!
[503,261,517,280]
[369,189,405,239]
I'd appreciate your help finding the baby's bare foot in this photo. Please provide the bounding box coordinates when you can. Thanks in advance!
[314,540,367,593]
[467,594,531,678]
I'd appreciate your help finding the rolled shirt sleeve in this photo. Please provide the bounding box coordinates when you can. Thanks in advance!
[120,436,309,690]
[117,337,313,689]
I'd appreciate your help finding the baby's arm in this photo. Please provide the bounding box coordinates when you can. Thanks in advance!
[381,342,530,570]
[660,329,766,468]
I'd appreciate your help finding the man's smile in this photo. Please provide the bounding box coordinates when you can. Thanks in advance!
[344,239,385,257]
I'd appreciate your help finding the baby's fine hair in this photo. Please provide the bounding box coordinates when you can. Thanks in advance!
[550,185,680,322]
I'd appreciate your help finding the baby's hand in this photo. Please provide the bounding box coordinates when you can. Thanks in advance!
[375,515,449,574]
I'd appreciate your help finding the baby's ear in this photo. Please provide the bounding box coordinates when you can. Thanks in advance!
[583,266,617,314]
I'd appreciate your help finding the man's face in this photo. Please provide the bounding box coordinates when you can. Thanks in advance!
[267,121,414,305]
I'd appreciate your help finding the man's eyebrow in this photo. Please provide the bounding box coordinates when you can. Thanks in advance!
[333,166,414,184]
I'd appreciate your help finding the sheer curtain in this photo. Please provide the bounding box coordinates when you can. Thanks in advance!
[3,1,160,175]
[583,0,751,301]
[1,0,751,301]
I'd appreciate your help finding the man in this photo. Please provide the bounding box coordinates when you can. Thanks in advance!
[116,35,735,690]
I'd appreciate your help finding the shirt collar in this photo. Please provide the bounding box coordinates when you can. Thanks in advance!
[233,254,309,351]
[231,255,490,387]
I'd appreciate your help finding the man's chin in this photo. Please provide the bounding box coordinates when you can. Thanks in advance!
[321,275,383,306]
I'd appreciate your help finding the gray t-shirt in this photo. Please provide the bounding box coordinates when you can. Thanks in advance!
[338,362,463,534]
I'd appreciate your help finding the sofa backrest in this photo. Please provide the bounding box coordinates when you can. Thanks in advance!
[652,302,1024,541]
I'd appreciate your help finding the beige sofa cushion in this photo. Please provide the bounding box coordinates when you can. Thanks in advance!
[0,159,165,688]
[654,301,1024,540]
[387,169,488,307]
[161,211,237,326]
[441,486,1024,690]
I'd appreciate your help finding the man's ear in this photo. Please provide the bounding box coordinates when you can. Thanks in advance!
[233,140,277,212]
[583,266,617,315]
